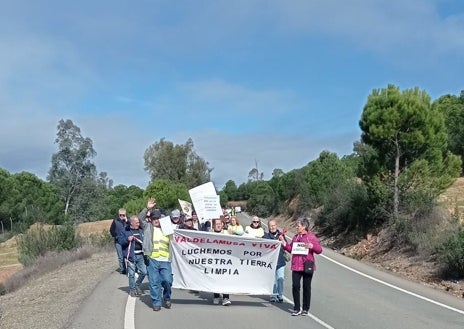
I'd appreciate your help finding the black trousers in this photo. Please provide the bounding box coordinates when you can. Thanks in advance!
[292,270,313,311]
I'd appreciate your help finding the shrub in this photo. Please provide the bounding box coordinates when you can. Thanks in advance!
[436,227,464,279]
[17,223,82,266]
[85,230,113,249]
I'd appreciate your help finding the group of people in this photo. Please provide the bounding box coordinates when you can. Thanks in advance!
[109,199,322,316]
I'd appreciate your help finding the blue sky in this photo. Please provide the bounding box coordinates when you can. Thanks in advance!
[0,0,463,190]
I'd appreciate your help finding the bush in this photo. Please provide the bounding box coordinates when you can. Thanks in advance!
[436,227,464,279]
[17,223,82,266]
[85,230,113,249]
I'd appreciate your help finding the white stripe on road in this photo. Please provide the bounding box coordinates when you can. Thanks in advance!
[124,295,136,329]
[320,253,464,315]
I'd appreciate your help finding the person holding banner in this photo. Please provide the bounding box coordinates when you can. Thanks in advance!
[245,216,265,238]
[280,218,322,316]
[211,217,232,306]
[118,215,147,297]
[143,210,174,311]
[227,216,244,236]
[263,219,286,303]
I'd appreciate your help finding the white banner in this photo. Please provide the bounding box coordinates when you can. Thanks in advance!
[171,229,280,294]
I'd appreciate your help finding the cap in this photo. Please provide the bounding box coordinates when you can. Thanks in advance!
[150,210,162,219]
[171,209,180,217]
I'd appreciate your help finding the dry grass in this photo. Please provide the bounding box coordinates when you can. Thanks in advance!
[0,219,113,285]
[437,177,464,224]
[0,246,93,295]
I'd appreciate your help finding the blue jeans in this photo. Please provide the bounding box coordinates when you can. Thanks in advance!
[147,258,173,307]
[114,242,125,272]
[127,254,147,291]
[273,266,285,299]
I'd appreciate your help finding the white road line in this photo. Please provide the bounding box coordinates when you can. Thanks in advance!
[124,295,136,329]
[320,253,464,315]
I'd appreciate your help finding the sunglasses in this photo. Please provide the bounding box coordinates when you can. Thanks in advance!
[252,221,260,223]
[119,214,126,217]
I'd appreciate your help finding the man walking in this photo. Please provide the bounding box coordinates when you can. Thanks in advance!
[143,210,173,311]
[110,208,128,274]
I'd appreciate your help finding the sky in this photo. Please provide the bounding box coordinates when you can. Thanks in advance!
[0,0,463,190]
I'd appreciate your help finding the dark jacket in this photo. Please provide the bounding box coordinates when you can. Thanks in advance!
[200,220,211,232]
[117,224,144,263]
[263,230,286,269]
[110,217,126,242]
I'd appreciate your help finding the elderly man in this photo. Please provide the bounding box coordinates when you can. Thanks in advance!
[118,215,147,297]
[170,209,182,229]
[110,208,128,274]
[143,209,173,311]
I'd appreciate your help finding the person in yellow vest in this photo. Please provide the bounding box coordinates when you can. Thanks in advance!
[143,209,173,311]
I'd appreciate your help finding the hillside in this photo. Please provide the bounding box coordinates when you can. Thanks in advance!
[0,219,113,284]
[326,177,464,299]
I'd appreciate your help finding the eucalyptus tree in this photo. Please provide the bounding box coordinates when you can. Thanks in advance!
[47,119,97,217]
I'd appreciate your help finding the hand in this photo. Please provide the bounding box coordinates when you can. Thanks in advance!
[128,236,134,241]
[147,197,156,209]
[305,242,313,249]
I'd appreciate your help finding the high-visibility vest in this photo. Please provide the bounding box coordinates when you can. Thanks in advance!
[150,227,170,259]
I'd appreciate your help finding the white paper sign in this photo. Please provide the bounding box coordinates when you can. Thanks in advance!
[189,182,223,222]
[171,229,280,294]
[291,242,309,255]
[159,216,174,236]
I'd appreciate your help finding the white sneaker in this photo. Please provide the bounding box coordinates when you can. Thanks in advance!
[291,309,302,316]
[222,298,231,306]
[213,298,220,305]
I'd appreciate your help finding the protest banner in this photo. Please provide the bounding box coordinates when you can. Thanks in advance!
[178,199,192,217]
[188,182,222,222]
[171,229,280,294]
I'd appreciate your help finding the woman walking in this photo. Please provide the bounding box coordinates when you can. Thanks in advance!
[280,218,322,316]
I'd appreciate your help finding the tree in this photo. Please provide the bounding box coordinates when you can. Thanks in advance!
[246,181,276,217]
[359,85,460,219]
[222,180,238,201]
[108,184,144,218]
[272,168,284,178]
[0,169,64,230]
[303,151,356,208]
[48,119,97,217]
[144,138,212,188]
[433,91,464,174]
[144,179,190,210]
[248,159,263,181]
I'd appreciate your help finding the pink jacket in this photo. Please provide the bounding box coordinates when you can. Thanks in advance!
[283,231,322,272]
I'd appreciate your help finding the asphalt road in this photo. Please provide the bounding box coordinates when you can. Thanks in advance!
[68,213,464,329]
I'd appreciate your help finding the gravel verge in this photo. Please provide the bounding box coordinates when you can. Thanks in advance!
[0,251,115,329]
